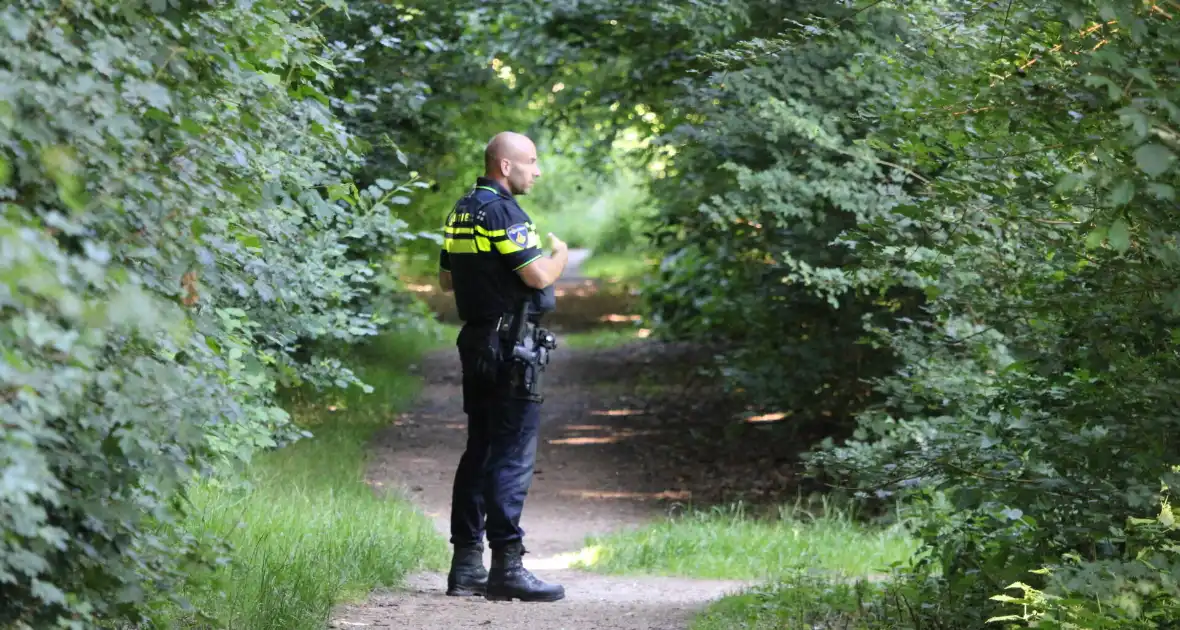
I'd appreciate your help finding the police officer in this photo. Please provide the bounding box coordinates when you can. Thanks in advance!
[436,131,569,602]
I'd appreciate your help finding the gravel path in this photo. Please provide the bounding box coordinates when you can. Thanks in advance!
[329,328,752,630]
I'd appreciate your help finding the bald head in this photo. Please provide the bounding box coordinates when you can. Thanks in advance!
[484,131,541,195]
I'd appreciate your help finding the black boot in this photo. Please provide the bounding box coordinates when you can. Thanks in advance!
[446,542,487,597]
[486,542,565,602]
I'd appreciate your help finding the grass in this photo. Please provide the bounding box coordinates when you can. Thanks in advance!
[571,500,920,581]
[580,251,654,283]
[568,498,926,630]
[159,328,451,630]
[692,572,925,630]
[558,326,648,350]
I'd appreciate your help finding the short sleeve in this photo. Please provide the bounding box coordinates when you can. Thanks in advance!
[485,202,543,271]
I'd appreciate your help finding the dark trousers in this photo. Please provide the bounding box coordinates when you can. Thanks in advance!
[450,323,542,550]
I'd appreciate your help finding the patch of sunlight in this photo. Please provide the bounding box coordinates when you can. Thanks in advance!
[746,411,790,423]
[590,408,646,417]
[599,313,642,322]
[559,489,692,501]
[528,545,605,570]
[547,436,624,445]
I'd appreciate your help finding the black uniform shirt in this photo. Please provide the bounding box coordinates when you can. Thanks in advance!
[439,177,555,323]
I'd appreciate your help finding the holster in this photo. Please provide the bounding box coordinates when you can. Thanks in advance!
[495,302,557,403]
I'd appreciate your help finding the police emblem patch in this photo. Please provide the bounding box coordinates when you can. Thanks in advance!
[506,223,529,247]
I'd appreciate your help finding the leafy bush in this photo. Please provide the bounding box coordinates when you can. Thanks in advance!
[0,1,430,625]
[641,14,921,425]
[634,0,1180,627]
[159,331,450,630]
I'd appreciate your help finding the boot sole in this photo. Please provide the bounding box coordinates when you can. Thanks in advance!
[485,591,565,603]
[446,581,487,597]
[446,587,487,597]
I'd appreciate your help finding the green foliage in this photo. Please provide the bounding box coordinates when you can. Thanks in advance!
[810,1,1180,625]
[692,573,926,630]
[318,1,531,201]
[627,0,1180,627]
[641,10,919,425]
[0,1,432,625]
[158,331,450,630]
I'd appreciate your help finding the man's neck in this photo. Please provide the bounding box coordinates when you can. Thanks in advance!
[483,173,511,194]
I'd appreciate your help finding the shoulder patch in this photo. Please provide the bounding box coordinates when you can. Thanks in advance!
[506,223,530,247]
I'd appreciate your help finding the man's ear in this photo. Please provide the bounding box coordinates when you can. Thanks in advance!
[500,158,512,177]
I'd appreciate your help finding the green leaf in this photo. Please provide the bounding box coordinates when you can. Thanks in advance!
[31,579,66,605]
[1108,179,1134,206]
[1085,225,1107,249]
[1107,218,1130,252]
[327,183,354,202]
[0,100,14,128]
[0,154,10,186]
[1147,183,1175,200]
[1134,143,1176,177]
[179,118,203,135]
[1055,172,1085,195]
[376,178,395,190]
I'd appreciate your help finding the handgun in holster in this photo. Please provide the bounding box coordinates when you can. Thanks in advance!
[497,298,557,402]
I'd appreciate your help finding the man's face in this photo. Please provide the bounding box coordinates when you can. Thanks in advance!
[505,142,541,195]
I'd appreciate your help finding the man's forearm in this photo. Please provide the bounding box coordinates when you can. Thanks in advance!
[548,248,569,281]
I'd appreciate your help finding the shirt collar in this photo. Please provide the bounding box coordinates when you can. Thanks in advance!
[475,177,512,199]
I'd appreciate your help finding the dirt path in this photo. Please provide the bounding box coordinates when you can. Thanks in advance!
[329,264,811,629]
[328,331,757,628]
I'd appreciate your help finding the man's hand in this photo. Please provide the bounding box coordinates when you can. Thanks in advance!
[548,233,568,255]
[516,232,570,289]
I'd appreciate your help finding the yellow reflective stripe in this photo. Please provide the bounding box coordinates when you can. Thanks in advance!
[496,238,524,254]
[446,226,473,235]
[444,238,477,254]
[474,225,506,237]
[444,235,494,253]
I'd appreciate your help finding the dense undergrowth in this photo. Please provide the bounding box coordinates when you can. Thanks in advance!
[155,332,450,630]
[629,2,1180,628]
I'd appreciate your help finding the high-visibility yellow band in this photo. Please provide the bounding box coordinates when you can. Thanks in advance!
[475,235,492,252]
[496,238,525,254]
[475,225,506,237]
[444,238,477,254]
[446,226,474,235]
